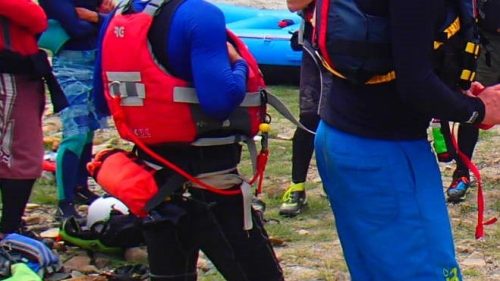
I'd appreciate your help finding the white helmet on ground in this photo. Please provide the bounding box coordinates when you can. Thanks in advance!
[86,196,129,228]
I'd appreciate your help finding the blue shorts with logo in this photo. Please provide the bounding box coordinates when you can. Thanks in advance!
[315,121,462,281]
[52,50,106,137]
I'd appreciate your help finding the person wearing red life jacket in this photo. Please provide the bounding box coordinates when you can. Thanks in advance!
[93,0,284,280]
[0,1,48,237]
[314,0,500,280]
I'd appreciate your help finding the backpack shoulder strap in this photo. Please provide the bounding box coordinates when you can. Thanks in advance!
[149,0,185,71]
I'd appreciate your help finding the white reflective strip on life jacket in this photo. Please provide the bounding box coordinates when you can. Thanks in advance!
[143,0,167,16]
[173,87,262,107]
[106,71,142,82]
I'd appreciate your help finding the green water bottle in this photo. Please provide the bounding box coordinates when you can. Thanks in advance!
[431,119,452,162]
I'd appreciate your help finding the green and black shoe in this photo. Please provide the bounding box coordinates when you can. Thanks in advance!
[279,183,307,217]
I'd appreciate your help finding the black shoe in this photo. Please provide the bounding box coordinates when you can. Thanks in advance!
[74,188,99,205]
[56,201,82,221]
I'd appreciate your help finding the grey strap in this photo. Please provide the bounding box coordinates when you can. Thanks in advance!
[191,135,249,146]
[266,92,316,135]
[241,182,254,230]
[114,0,131,15]
[106,71,141,82]
[246,139,258,175]
[144,0,170,16]
[173,87,262,107]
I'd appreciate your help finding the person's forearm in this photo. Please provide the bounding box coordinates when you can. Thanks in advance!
[287,0,314,12]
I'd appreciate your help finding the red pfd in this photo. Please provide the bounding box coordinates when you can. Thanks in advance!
[101,1,266,146]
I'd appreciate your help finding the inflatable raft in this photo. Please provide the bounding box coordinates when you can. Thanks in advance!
[215,3,303,84]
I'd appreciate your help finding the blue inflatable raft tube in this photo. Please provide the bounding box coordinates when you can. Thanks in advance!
[214,3,303,84]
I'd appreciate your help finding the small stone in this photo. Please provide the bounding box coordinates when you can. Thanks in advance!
[298,229,310,235]
[64,256,91,271]
[197,257,211,272]
[269,237,286,247]
[66,276,107,281]
[24,214,45,224]
[93,253,111,269]
[40,228,59,239]
[462,257,486,267]
[124,247,148,264]
[79,265,99,274]
[25,203,41,210]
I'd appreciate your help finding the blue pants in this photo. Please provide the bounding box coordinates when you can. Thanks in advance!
[52,50,106,137]
[315,121,462,281]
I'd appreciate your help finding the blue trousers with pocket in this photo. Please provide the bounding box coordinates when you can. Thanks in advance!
[315,121,462,281]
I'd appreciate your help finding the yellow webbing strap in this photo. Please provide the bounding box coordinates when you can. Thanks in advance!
[316,51,396,84]
[434,17,461,49]
[317,17,461,85]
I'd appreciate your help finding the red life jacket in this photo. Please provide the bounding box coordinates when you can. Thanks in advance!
[101,0,266,146]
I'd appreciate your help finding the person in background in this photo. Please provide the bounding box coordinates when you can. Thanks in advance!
[314,0,500,279]
[93,0,284,280]
[446,0,500,203]
[0,0,48,236]
[38,0,115,219]
[279,0,331,217]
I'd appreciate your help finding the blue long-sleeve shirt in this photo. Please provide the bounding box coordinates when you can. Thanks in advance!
[93,0,248,121]
[38,0,103,50]
[320,0,486,139]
